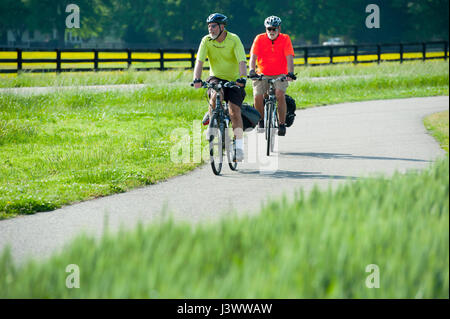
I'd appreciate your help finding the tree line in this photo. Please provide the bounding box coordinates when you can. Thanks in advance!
[0,0,448,48]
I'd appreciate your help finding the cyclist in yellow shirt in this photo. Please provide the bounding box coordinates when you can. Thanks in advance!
[193,13,248,161]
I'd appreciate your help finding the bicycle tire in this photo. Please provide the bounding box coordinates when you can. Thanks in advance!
[266,103,273,156]
[264,103,269,141]
[270,107,277,153]
[209,115,223,175]
[227,135,237,171]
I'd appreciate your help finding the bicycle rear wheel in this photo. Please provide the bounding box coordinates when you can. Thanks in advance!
[227,134,237,171]
[209,115,223,175]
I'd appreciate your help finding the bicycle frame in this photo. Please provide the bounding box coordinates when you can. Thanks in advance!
[251,75,286,155]
[191,80,239,174]
[210,83,230,133]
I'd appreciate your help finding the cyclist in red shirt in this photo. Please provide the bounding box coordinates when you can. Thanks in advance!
[249,16,296,136]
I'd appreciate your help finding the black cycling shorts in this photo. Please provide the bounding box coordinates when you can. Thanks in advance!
[206,76,246,107]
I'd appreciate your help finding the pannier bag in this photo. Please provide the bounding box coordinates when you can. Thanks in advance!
[285,94,296,127]
[240,103,261,131]
[201,103,261,131]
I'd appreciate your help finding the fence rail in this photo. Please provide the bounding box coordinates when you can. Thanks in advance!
[0,41,447,74]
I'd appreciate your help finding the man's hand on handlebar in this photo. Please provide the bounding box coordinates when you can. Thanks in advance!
[286,72,297,81]
[236,77,246,88]
[248,69,258,79]
[193,78,202,89]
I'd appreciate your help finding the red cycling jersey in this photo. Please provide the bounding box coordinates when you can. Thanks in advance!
[250,33,295,76]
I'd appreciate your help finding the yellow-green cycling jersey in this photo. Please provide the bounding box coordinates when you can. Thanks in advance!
[196,31,247,82]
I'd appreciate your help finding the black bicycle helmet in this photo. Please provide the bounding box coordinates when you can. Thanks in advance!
[207,13,228,25]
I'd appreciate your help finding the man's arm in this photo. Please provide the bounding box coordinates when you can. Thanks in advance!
[193,60,203,80]
[286,55,295,81]
[193,37,207,88]
[287,55,294,74]
[193,60,204,88]
[249,54,257,72]
[236,60,247,87]
[239,61,247,78]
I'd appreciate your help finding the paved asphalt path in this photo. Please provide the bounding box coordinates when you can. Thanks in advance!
[0,96,448,265]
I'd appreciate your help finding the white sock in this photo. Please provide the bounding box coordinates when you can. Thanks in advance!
[236,138,244,150]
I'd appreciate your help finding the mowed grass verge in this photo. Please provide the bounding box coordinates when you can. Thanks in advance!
[0,88,209,219]
[424,111,449,152]
[0,155,447,298]
[0,61,449,219]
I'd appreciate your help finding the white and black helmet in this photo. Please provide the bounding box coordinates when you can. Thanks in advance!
[264,16,282,28]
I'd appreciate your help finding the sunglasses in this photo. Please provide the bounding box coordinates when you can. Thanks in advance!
[208,24,219,29]
[266,27,278,31]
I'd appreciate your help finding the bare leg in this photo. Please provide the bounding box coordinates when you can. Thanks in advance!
[254,94,264,120]
[275,89,286,125]
[228,102,243,139]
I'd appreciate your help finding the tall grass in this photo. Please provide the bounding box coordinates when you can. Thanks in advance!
[0,156,447,298]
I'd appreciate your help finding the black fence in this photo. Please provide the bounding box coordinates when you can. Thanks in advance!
[0,41,447,74]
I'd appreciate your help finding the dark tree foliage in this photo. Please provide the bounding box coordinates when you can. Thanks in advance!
[0,0,448,48]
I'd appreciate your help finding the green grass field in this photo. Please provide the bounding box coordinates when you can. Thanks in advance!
[424,111,449,152]
[0,61,448,219]
[0,154,447,298]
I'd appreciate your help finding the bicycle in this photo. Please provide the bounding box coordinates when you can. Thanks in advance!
[191,80,239,175]
[249,75,287,156]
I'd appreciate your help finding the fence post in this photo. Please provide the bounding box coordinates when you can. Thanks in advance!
[353,45,358,64]
[399,43,403,64]
[377,44,381,64]
[127,49,132,69]
[16,48,23,73]
[329,46,333,64]
[56,49,61,74]
[422,42,426,61]
[304,47,308,65]
[93,49,98,71]
[190,49,195,69]
[159,49,164,71]
[444,41,448,61]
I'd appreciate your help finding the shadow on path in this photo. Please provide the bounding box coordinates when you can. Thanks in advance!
[281,152,429,163]
[230,170,358,180]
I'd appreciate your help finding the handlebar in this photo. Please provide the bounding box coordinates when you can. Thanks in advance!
[247,74,287,83]
[190,81,241,90]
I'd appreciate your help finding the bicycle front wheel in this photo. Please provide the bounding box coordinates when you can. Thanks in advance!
[270,107,278,153]
[266,103,273,156]
[209,116,223,175]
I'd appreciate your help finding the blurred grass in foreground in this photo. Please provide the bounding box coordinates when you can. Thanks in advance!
[0,155,448,298]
